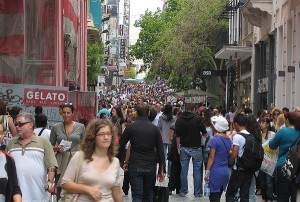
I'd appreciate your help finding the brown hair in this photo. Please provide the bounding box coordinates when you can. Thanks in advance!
[81,119,118,162]
[294,113,300,131]
[0,100,7,115]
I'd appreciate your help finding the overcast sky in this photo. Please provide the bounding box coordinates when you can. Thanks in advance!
[129,0,164,45]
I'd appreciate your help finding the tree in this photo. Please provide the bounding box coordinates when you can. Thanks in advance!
[129,0,228,91]
[87,42,104,86]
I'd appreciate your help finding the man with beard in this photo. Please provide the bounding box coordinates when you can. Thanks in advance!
[6,113,57,202]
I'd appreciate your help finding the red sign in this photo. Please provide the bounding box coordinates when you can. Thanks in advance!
[108,66,117,71]
[24,88,68,107]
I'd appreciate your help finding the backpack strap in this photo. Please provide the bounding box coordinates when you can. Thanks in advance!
[37,128,46,136]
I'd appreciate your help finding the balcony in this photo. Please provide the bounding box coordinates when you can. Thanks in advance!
[241,0,272,27]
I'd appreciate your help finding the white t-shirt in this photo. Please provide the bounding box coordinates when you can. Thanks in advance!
[34,128,51,140]
[152,111,163,126]
[232,130,249,157]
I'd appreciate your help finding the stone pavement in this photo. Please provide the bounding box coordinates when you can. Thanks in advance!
[120,161,264,202]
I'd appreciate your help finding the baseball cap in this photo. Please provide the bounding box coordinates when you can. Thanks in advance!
[211,116,229,132]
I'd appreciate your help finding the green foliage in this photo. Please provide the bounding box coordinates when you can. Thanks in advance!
[130,0,228,91]
[87,42,104,86]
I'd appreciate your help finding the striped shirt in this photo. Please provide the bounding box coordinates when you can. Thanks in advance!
[6,135,57,202]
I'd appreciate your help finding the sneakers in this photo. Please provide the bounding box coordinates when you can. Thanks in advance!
[179,193,186,197]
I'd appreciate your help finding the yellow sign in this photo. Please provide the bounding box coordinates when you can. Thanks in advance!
[124,66,136,79]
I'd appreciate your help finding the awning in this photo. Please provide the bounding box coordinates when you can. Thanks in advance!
[174,89,220,100]
[215,46,252,60]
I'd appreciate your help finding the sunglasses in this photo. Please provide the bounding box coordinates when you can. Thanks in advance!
[14,121,31,127]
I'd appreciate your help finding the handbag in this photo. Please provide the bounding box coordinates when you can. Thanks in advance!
[220,137,234,168]
[281,137,300,181]
[153,179,169,202]
[59,151,84,202]
[260,140,278,176]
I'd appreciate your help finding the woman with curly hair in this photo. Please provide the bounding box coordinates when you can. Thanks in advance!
[61,119,123,202]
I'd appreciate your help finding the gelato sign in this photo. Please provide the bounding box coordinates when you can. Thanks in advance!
[24,88,68,107]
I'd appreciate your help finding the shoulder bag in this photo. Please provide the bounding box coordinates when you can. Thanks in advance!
[281,136,300,181]
[59,151,84,202]
[220,137,235,168]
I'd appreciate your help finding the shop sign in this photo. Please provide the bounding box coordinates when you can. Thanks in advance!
[24,88,68,107]
[257,77,268,93]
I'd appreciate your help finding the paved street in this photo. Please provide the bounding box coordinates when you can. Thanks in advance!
[120,161,264,202]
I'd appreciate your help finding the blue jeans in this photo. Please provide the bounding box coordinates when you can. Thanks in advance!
[180,146,203,197]
[259,171,273,200]
[163,143,172,176]
[129,164,157,202]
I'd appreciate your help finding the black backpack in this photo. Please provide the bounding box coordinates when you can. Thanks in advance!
[236,133,264,172]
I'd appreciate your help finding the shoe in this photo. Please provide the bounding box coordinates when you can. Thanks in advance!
[169,191,172,195]
[179,193,186,197]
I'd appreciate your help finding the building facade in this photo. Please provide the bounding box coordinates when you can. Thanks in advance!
[0,0,88,91]
[215,0,300,113]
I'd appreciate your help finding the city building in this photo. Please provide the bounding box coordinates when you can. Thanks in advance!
[215,0,300,113]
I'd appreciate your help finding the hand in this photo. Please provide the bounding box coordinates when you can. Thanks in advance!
[204,170,210,183]
[87,187,102,201]
[55,146,64,153]
[157,169,165,182]
[46,182,55,193]
[123,163,128,172]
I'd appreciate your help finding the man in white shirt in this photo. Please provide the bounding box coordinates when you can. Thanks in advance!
[152,102,163,126]
[226,114,253,202]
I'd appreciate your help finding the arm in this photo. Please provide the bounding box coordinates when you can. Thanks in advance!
[10,156,22,201]
[13,194,22,202]
[176,136,180,151]
[205,147,216,182]
[112,186,124,202]
[46,166,56,193]
[269,130,281,150]
[230,145,239,159]
[155,130,165,181]
[116,127,130,163]
[49,125,63,152]
[123,144,131,171]
[61,181,102,200]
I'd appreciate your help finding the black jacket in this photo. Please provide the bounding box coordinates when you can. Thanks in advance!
[117,117,165,172]
[2,151,22,202]
[175,111,207,148]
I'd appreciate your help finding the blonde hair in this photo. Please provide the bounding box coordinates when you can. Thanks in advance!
[275,114,286,131]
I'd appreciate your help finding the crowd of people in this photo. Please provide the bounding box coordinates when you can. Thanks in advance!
[1,81,300,202]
